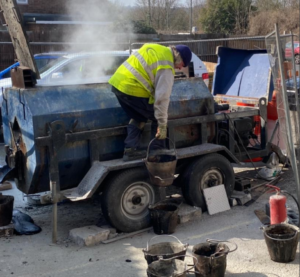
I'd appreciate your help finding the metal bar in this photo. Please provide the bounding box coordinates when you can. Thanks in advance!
[169,109,260,127]
[48,151,59,243]
[35,126,127,147]
[0,41,130,46]
[201,124,208,144]
[228,118,235,153]
[35,109,259,147]
[290,34,300,145]
[269,120,279,143]
[274,24,300,213]
[0,34,293,47]
[35,110,260,147]
[131,34,293,47]
[102,227,152,244]
[237,149,269,161]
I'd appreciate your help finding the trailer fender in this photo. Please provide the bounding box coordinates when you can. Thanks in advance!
[61,143,238,201]
[176,143,240,164]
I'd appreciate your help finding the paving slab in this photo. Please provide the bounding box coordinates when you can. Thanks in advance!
[69,225,110,247]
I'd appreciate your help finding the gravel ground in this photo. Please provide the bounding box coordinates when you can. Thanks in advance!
[0,160,299,277]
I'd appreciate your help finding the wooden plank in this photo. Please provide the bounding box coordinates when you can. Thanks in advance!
[254,210,270,225]
[0,0,39,78]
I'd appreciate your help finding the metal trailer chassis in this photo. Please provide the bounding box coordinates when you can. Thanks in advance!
[27,97,269,242]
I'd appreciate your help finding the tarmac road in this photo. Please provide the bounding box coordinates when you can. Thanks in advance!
[0,159,299,277]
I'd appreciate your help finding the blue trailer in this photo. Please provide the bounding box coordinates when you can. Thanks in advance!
[1,72,270,235]
[0,0,273,242]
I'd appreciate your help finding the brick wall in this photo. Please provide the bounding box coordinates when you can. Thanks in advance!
[16,0,112,15]
[17,0,67,14]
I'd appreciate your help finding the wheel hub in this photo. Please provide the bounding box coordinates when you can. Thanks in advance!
[132,195,142,205]
[121,181,154,220]
[199,168,223,190]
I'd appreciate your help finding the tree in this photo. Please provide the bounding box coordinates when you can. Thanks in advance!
[248,0,299,35]
[133,0,180,32]
[199,0,252,35]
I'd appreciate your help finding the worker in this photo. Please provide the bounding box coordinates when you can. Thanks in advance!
[109,44,192,161]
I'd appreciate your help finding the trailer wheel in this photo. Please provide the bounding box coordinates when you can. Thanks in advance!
[101,167,157,233]
[182,153,234,211]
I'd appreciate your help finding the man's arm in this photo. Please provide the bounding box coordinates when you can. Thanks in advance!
[154,69,174,125]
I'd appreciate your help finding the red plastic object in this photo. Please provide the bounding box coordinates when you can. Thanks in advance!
[267,90,278,120]
[253,115,261,136]
[202,73,209,80]
[244,157,263,162]
[236,102,255,107]
[269,194,287,225]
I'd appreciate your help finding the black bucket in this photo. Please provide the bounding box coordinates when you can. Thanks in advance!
[192,239,237,277]
[143,235,188,265]
[144,138,178,187]
[0,194,14,226]
[149,202,179,235]
[263,223,300,263]
[147,256,195,277]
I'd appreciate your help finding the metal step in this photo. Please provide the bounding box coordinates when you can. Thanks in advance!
[62,161,109,201]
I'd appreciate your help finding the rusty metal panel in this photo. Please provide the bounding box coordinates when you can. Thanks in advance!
[11,66,36,88]
[0,0,40,78]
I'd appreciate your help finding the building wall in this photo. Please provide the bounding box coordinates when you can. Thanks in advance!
[16,0,111,15]
[17,0,67,14]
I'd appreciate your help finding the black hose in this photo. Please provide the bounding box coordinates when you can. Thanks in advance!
[281,190,300,228]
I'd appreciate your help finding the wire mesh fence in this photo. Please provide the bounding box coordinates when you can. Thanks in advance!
[131,36,266,63]
[0,36,267,71]
[265,31,300,185]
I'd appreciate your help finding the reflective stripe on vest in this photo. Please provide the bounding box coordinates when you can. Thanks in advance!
[123,50,174,95]
[123,60,154,94]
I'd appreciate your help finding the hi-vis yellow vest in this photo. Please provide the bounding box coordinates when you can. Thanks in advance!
[109,44,175,104]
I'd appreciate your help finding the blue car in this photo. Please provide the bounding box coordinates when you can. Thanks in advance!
[0,52,67,79]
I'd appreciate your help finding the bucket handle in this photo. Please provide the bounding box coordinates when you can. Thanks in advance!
[206,239,238,257]
[157,254,198,274]
[146,137,177,160]
[145,235,188,251]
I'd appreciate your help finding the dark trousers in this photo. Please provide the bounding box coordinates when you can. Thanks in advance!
[112,86,165,149]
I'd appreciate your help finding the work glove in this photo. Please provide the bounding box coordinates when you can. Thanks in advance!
[155,124,167,140]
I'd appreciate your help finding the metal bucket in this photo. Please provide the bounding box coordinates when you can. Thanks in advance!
[143,235,189,265]
[149,202,179,235]
[144,138,178,186]
[192,239,237,277]
[0,193,14,226]
[263,223,300,263]
[146,255,196,277]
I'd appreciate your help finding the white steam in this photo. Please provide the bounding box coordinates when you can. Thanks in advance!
[51,1,137,85]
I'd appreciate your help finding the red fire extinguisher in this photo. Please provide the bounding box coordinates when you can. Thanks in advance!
[267,185,287,225]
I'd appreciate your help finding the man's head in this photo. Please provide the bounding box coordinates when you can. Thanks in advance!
[174,45,192,69]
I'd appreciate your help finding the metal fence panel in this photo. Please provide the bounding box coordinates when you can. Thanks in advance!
[0,36,267,71]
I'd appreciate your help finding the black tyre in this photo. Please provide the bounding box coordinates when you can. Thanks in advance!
[182,153,234,211]
[101,167,158,232]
